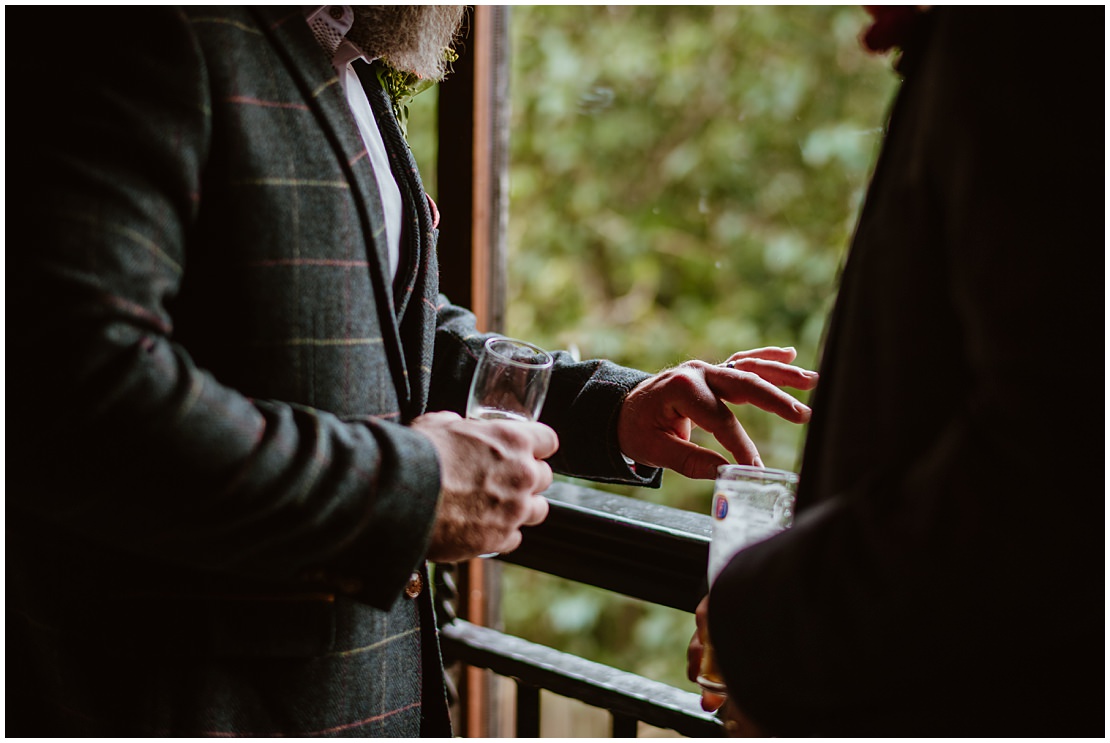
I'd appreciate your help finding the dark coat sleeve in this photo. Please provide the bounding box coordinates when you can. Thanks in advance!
[707,7,1104,736]
[6,7,441,610]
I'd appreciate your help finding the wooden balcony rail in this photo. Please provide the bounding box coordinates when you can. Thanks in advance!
[437,480,725,737]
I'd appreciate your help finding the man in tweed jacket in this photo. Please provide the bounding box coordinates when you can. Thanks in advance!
[7,6,816,736]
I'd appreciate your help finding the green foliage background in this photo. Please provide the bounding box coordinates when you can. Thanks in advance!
[412,6,899,692]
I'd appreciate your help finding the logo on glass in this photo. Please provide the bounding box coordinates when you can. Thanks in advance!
[713,494,729,520]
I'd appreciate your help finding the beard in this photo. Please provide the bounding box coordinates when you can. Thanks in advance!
[348,6,467,81]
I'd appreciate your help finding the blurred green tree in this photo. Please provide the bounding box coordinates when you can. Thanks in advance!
[412,5,900,693]
[505,4,897,501]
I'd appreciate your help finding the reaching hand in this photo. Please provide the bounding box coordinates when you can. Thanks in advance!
[412,411,558,562]
[617,347,818,479]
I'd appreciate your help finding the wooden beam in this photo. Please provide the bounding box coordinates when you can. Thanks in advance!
[435,6,512,738]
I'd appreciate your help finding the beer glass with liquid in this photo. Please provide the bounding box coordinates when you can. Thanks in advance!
[466,337,553,559]
[697,464,797,694]
[466,337,553,423]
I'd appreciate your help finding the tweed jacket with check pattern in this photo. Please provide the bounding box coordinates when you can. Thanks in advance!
[6,6,659,737]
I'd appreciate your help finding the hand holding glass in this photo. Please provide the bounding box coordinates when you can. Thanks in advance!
[466,337,553,559]
[697,464,797,695]
[466,337,553,423]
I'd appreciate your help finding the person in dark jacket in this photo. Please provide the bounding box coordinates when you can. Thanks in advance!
[690,6,1104,736]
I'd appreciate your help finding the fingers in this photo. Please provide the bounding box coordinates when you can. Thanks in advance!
[677,395,763,471]
[720,347,819,397]
[696,358,815,464]
[522,493,550,526]
[521,420,560,460]
[725,345,799,364]
[688,627,722,712]
[494,494,549,555]
[494,529,524,555]
[720,356,819,392]
[686,627,703,684]
[478,417,560,461]
[642,436,727,479]
[687,599,709,682]
[720,700,765,737]
[701,690,726,713]
[704,364,813,424]
[416,412,558,562]
[640,371,762,474]
[695,594,710,625]
[689,597,725,711]
[618,367,758,477]
[468,418,558,494]
[618,348,816,478]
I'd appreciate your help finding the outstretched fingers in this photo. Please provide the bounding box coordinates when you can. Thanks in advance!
[706,364,813,424]
[616,352,816,480]
[724,345,800,363]
[718,351,819,392]
[668,393,762,473]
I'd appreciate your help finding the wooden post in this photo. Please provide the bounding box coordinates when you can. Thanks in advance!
[435,5,512,738]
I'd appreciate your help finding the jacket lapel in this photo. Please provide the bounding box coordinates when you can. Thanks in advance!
[356,60,440,421]
[354,61,421,320]
[247,7,413,410]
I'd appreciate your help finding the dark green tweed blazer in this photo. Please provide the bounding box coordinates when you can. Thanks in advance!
[7,6,657,736]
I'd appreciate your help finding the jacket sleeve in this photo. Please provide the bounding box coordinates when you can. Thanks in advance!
[6,7,440,610]
[428,300,663,487]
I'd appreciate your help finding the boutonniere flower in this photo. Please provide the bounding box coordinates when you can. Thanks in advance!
[375,48,459,140]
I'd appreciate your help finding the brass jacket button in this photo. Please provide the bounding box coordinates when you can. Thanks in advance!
[404,572,423,599]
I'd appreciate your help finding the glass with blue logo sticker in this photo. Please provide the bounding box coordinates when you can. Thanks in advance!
[706,465,797,583]
[697,464,798,694]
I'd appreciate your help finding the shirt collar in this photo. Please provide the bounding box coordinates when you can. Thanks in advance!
[305,5,353,34]
[304,5,368,66]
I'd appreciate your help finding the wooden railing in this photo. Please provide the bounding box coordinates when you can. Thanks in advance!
[437,481,725,737]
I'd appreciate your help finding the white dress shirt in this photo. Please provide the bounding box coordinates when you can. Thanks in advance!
[305,5,403,279]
